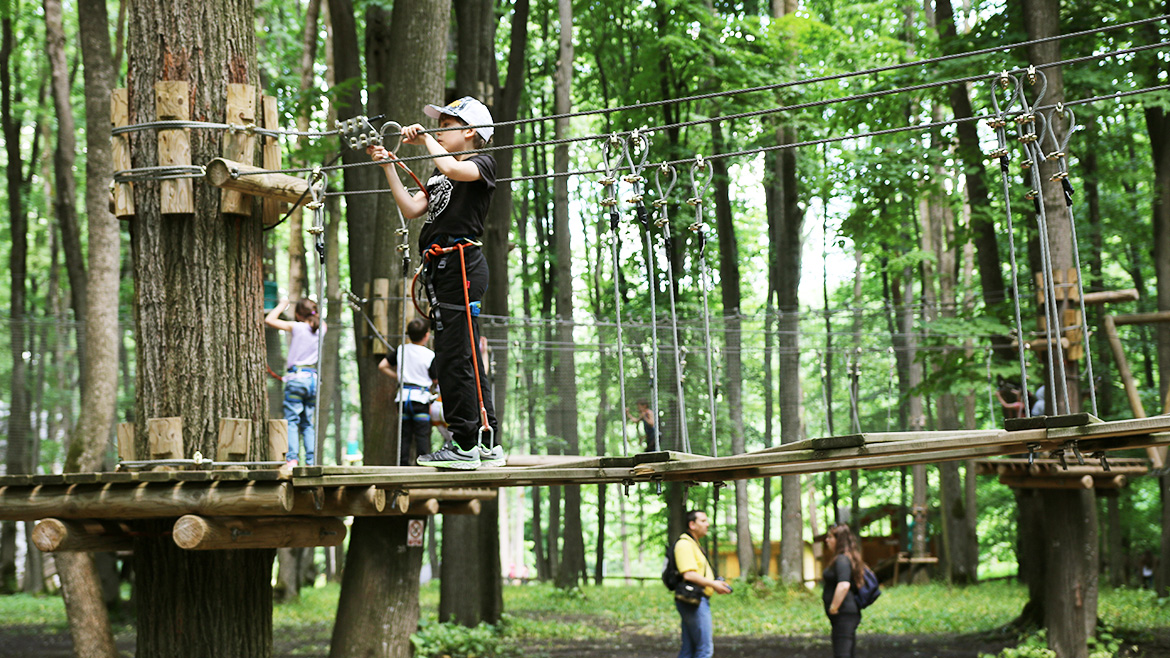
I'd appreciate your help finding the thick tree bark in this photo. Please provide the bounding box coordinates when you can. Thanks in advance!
[712,120,754,579]
[126,0,273,654]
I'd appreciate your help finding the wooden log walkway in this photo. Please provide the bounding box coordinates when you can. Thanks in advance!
[0,414,1167,527]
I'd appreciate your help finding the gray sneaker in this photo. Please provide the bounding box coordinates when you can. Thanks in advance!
[417,442,481,470]
[479,444,507,468]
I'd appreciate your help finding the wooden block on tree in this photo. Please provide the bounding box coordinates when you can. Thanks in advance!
[220,83,256,215]
[372,278,390,356]
[217,418,252,462]
[116,422,136,462]
[172,514,346,550]
[155,80,193,214]
[260,95,287,227]
[290,485,387,516]
[147,417,183,459]
[406,498,440,516]
[268,419,289,461]
[810,434,866,451]
[111,88,134,219]
[32,518,136,553]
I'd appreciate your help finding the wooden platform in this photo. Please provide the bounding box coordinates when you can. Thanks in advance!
[1,414,1167,525]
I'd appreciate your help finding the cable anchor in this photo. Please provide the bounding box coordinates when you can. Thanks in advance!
[1026,442,1041,465]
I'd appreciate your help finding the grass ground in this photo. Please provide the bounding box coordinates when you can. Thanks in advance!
[1,579,1168,656]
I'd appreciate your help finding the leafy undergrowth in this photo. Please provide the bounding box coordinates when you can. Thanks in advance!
[2,579,1168,654]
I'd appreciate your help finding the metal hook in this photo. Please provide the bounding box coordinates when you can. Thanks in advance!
[653,163,677,216]
[687,155,713,205]
[602,134,625,180]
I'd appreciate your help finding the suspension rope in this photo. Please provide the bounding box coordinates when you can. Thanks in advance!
[600,135,631,457]
[688,157,718,458]
[306,174,327,467]
[989,71,1032,419]
[654,163,690,453]
[1042,105,1099,417]
[625,131,662,453]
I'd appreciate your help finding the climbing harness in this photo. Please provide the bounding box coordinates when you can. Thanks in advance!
[654,163,690,454]
[420,238,493,449]
[625,130,661,453]
[688,157,718,458]
[600,135,631,456]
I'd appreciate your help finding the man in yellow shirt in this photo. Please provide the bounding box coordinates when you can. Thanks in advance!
[673,510,732,658]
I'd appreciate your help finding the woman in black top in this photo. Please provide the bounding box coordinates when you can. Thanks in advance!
[822,524,864,658]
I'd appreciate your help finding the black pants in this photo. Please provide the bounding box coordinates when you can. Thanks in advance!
[426,246,498,451]
[399,400,433,465]
[829,613,861,658]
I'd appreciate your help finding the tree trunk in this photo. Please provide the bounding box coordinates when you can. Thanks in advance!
[44,0,89,374]
[1042,489,1098,658]
[330,518,424,658]
[55,0,123,652]
[1,11,31,595]
[712,120,754,579]
[330,1,447,654]
[552,0,585,590]
[127,0,274,654]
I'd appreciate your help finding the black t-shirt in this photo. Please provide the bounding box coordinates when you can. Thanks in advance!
[822,553,860,615]
[418,153,496,252]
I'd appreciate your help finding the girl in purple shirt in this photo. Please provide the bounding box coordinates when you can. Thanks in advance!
[265,298,325,465]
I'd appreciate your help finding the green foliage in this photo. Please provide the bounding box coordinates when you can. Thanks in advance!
[979,625,1128,658]
[411,619,517,658]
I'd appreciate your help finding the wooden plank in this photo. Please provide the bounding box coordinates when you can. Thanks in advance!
[205,158,312,207]
[216,418,252,462]
[220,83,257,215]
[173,514,345,550]
[155,80,193,213]
[147,417,183,460]
[810,435,866,451]
[1082,289,1139,305]
[1000,474,1095,490]
[404,488,497,502]
[111,88,134,219]
[1112,311,1170,326]
[33,518,137,553]
[0,475,34,487]
[62,473,102,485]
[260,95,286,227]
[116,423,136,463]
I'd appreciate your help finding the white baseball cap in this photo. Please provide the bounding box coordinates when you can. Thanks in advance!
[423,96,494,142]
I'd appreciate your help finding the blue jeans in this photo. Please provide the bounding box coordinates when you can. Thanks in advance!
[283,374,316,464]
[676,597,712,658]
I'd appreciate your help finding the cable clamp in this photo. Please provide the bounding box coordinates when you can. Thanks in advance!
[305,204,325,215]
[598,176,617,187]
[1092,451,1110,472]
[600,197,619,207]
[998,70,1011,88]
[1018,133,1038,144]
[1046,151,1064,161]
[1021,158,1033,170]
[1049,171,1068,182]
[986,118,1007,129]
[623,174,645,185]
[685,197,703,206]
[1024,189,1039,200]
[651,198,668,209]
[1014,113,1035,125]
[396,243,408,253]
[988,148,1009,159]
[687,222,705,233]
[626,193,644,205]
[1027,65,1037,85]
[395,227,409,236]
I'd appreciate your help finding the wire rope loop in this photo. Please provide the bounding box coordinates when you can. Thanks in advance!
[1021,67,1049,113]
[306,167,326,206]
[652,163,677,222]
[623,130,651,184]
[990,72,1022,117]
[380,120,404,155]
[687,155,713,206]
[602,134,626,180]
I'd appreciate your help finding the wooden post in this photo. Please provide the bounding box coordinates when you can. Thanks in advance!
[116,423,137,462]
[111,88,134,219]
[155,81,194,214]
[32,518,136,553]
[173,515,346,550]
[268,419,289,461]
[216,418,252,462]
[372,278,390,356]
[1103,315,1164,469]
[204,158,311,207]
[147,417,183,460]
[220,84,257,215]
[260,95,286,227]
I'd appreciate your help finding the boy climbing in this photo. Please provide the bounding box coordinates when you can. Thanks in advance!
[368,96,503,470]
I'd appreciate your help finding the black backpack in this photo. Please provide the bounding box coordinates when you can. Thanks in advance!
[662,543,682,590]
[854,567,881,609]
